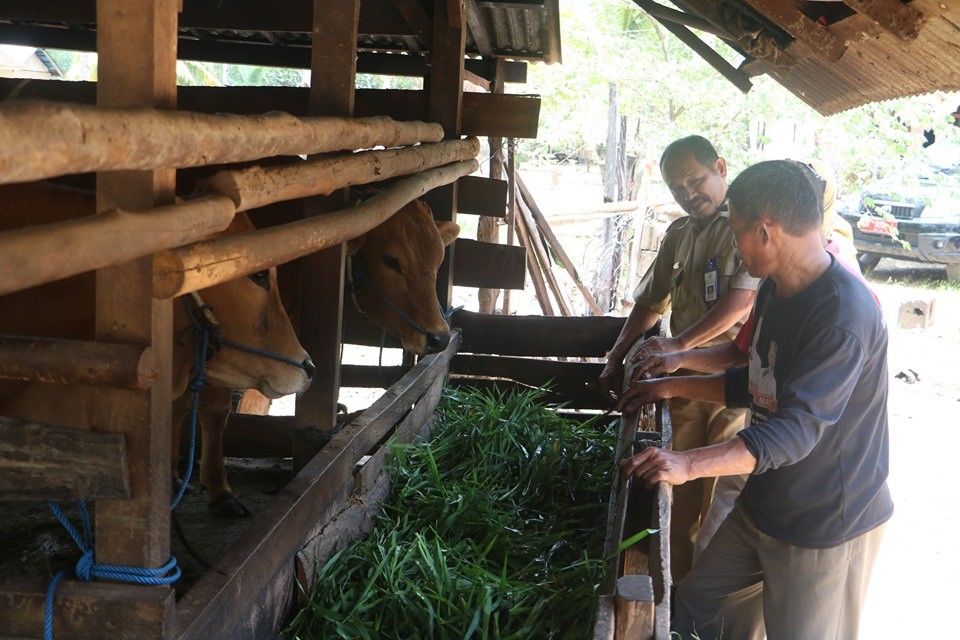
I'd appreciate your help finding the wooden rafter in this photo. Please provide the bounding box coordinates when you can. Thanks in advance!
[388,0,433,44]
[671,0,796,71]
[744,0,846,61]
[632,0,731,39]
[844,0,925,41]
[466,0,493,57]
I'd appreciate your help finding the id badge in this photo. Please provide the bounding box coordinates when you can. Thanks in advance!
[704,269,718,302]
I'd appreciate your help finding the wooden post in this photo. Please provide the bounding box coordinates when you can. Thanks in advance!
[517,195,572,316]
[614,575,655,640]
[502,138,518,315]
[293,0,361,471]
[478,58,506,314]
[93,0,177,581]
[425,0,466,310]
[514,191,554,316]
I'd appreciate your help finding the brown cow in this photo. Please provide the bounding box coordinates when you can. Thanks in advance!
[346,198,460,355]
[0,182,312,513]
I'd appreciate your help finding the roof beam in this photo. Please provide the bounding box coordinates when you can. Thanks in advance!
[466,0,494,57]
[388,0,433,44]
[644,11,753,94]
[844,0,925,41]
[743,0,846,61]
[668,0,795,71]
[632,0,731,40]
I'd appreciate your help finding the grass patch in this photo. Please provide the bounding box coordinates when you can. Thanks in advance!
[285,386,618,639]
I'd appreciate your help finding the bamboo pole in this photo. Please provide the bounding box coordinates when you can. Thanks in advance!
[203,137,480,211]
[0,194,236,298]
[516,173,606,316]
[502,139,518,315]
[517,194,573,317]
[0,100,445,184]
[0,337,159,390]
[154,159,479,298]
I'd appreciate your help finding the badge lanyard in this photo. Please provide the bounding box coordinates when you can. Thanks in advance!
[704,254,719,302]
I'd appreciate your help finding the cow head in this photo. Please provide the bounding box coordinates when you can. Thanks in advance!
[346,199,460,355]
[173,212,313,399]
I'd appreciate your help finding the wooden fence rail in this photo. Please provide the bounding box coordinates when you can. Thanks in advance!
[0,100,443,184]
[0,336,158,389]
[154,159,478,298]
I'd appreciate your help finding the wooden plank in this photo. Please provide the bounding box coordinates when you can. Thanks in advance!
[844,0,925,40]
[295,371,445,596]
[457,174,508,217]
[594,594,616,640]
[388,0,433,43]
[517,190,572,316]
[0,417,128,501]
[452,238,526,290]
[514,194,554,315]
[341,364,409,389]
[615,575,655,640]
[174,334,458,640]
[466,0,493,57]
[0,337,158,389]
[648,15,753,94]
[740,0,846,61]
[0,577,175,640]
[452,309,625,357]
[221,414,294,459]
[93,0,177,576]
[451,353,605,402]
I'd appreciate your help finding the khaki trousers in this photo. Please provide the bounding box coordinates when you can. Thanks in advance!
[668,395,748,581]
[673,504,886,640]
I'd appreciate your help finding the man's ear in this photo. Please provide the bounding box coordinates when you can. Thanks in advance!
[346,233,367,256]
[714,157,728,179]
[436,221,461,247]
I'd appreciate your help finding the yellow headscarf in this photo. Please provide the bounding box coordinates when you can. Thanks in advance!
[802,158,857,264]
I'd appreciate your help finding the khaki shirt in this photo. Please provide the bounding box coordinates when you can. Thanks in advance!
[632,208,759,345]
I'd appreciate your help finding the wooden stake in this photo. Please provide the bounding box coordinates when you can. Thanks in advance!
[154,159,478,298]
[0,100,444,184]
[517,194,573,316]
[516,173,605,316]
[513,192,553,316]
[502,138,518,315]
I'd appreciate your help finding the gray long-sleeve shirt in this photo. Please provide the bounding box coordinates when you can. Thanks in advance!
[725,256,893,548]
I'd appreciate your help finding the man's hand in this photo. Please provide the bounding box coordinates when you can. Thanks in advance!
[629,336,682,364]
[599,359,625,404]
[632,352,683,381]
[616,378,674,413]
[619,446,692,487]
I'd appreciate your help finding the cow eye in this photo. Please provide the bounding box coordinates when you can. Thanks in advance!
[248,270,271,290]
[383,255,402,273]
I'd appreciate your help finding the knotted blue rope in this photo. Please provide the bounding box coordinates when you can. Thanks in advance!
[173,297,212,509]
[44,500,181,640]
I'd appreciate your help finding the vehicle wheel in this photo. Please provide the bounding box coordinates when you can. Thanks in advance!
[857,252,882,273]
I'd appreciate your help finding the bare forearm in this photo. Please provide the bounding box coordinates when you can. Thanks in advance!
[664,373,727,404]
[674,288,755,350]
[684,438,757,480]
[674,342,748,374]
[609,304,660,362]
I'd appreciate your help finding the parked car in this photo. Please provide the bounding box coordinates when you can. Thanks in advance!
[838,158,960,280]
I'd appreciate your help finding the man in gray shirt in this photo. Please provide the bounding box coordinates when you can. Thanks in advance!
[618,160,893,640]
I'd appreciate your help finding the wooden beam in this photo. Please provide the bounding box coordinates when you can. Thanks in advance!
[0,194,236,297]
[154,159,478,298]
[0,578,174,640]
[457,175,507,216]
[174,334,459,640]
[514,196,554,315]
[0,417,129,501]
[202,137,479,212]
[452,310,625,357]
[517,189,573,316]
[742,0,846,61]
[466,0,494,57]
[844,0,925,41]
[631,0,730,39]
[451,238,526,289]
[93,0,177,574]
[389,0,433,43]
[0,100,443,185]
[615,575,655,640]
[647,14,753,94]
[451,354,607,407]
[0,337,158,389]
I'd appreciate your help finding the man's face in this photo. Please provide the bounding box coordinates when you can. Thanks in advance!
[661,153,728,220]
[728,207,766,278]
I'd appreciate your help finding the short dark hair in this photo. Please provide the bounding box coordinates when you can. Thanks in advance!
[659,135,719,171]
[727,160,822,236]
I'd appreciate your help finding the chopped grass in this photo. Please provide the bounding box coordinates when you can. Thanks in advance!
[285,386,618,639]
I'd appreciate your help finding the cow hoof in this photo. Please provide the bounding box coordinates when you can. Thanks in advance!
[208,493,252,519]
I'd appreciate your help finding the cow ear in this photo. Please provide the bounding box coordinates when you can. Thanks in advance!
[346,234,367,256]
[436,221,460,247]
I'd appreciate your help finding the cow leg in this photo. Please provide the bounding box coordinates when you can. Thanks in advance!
[171,392,195,495]
[199,386,250,518]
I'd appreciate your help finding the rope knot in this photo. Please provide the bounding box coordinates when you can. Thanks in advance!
[75,550,95,581]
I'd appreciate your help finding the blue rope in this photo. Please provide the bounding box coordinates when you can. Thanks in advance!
[172,299,210,510]
[44,500,181,640]
[220,337,307,371]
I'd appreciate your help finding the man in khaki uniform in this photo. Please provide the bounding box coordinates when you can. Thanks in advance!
[600,135,759,580]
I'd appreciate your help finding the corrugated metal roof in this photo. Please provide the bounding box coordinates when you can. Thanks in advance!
[658,0,960,115]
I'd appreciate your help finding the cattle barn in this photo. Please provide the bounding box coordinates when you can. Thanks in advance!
[1,2,960,640]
